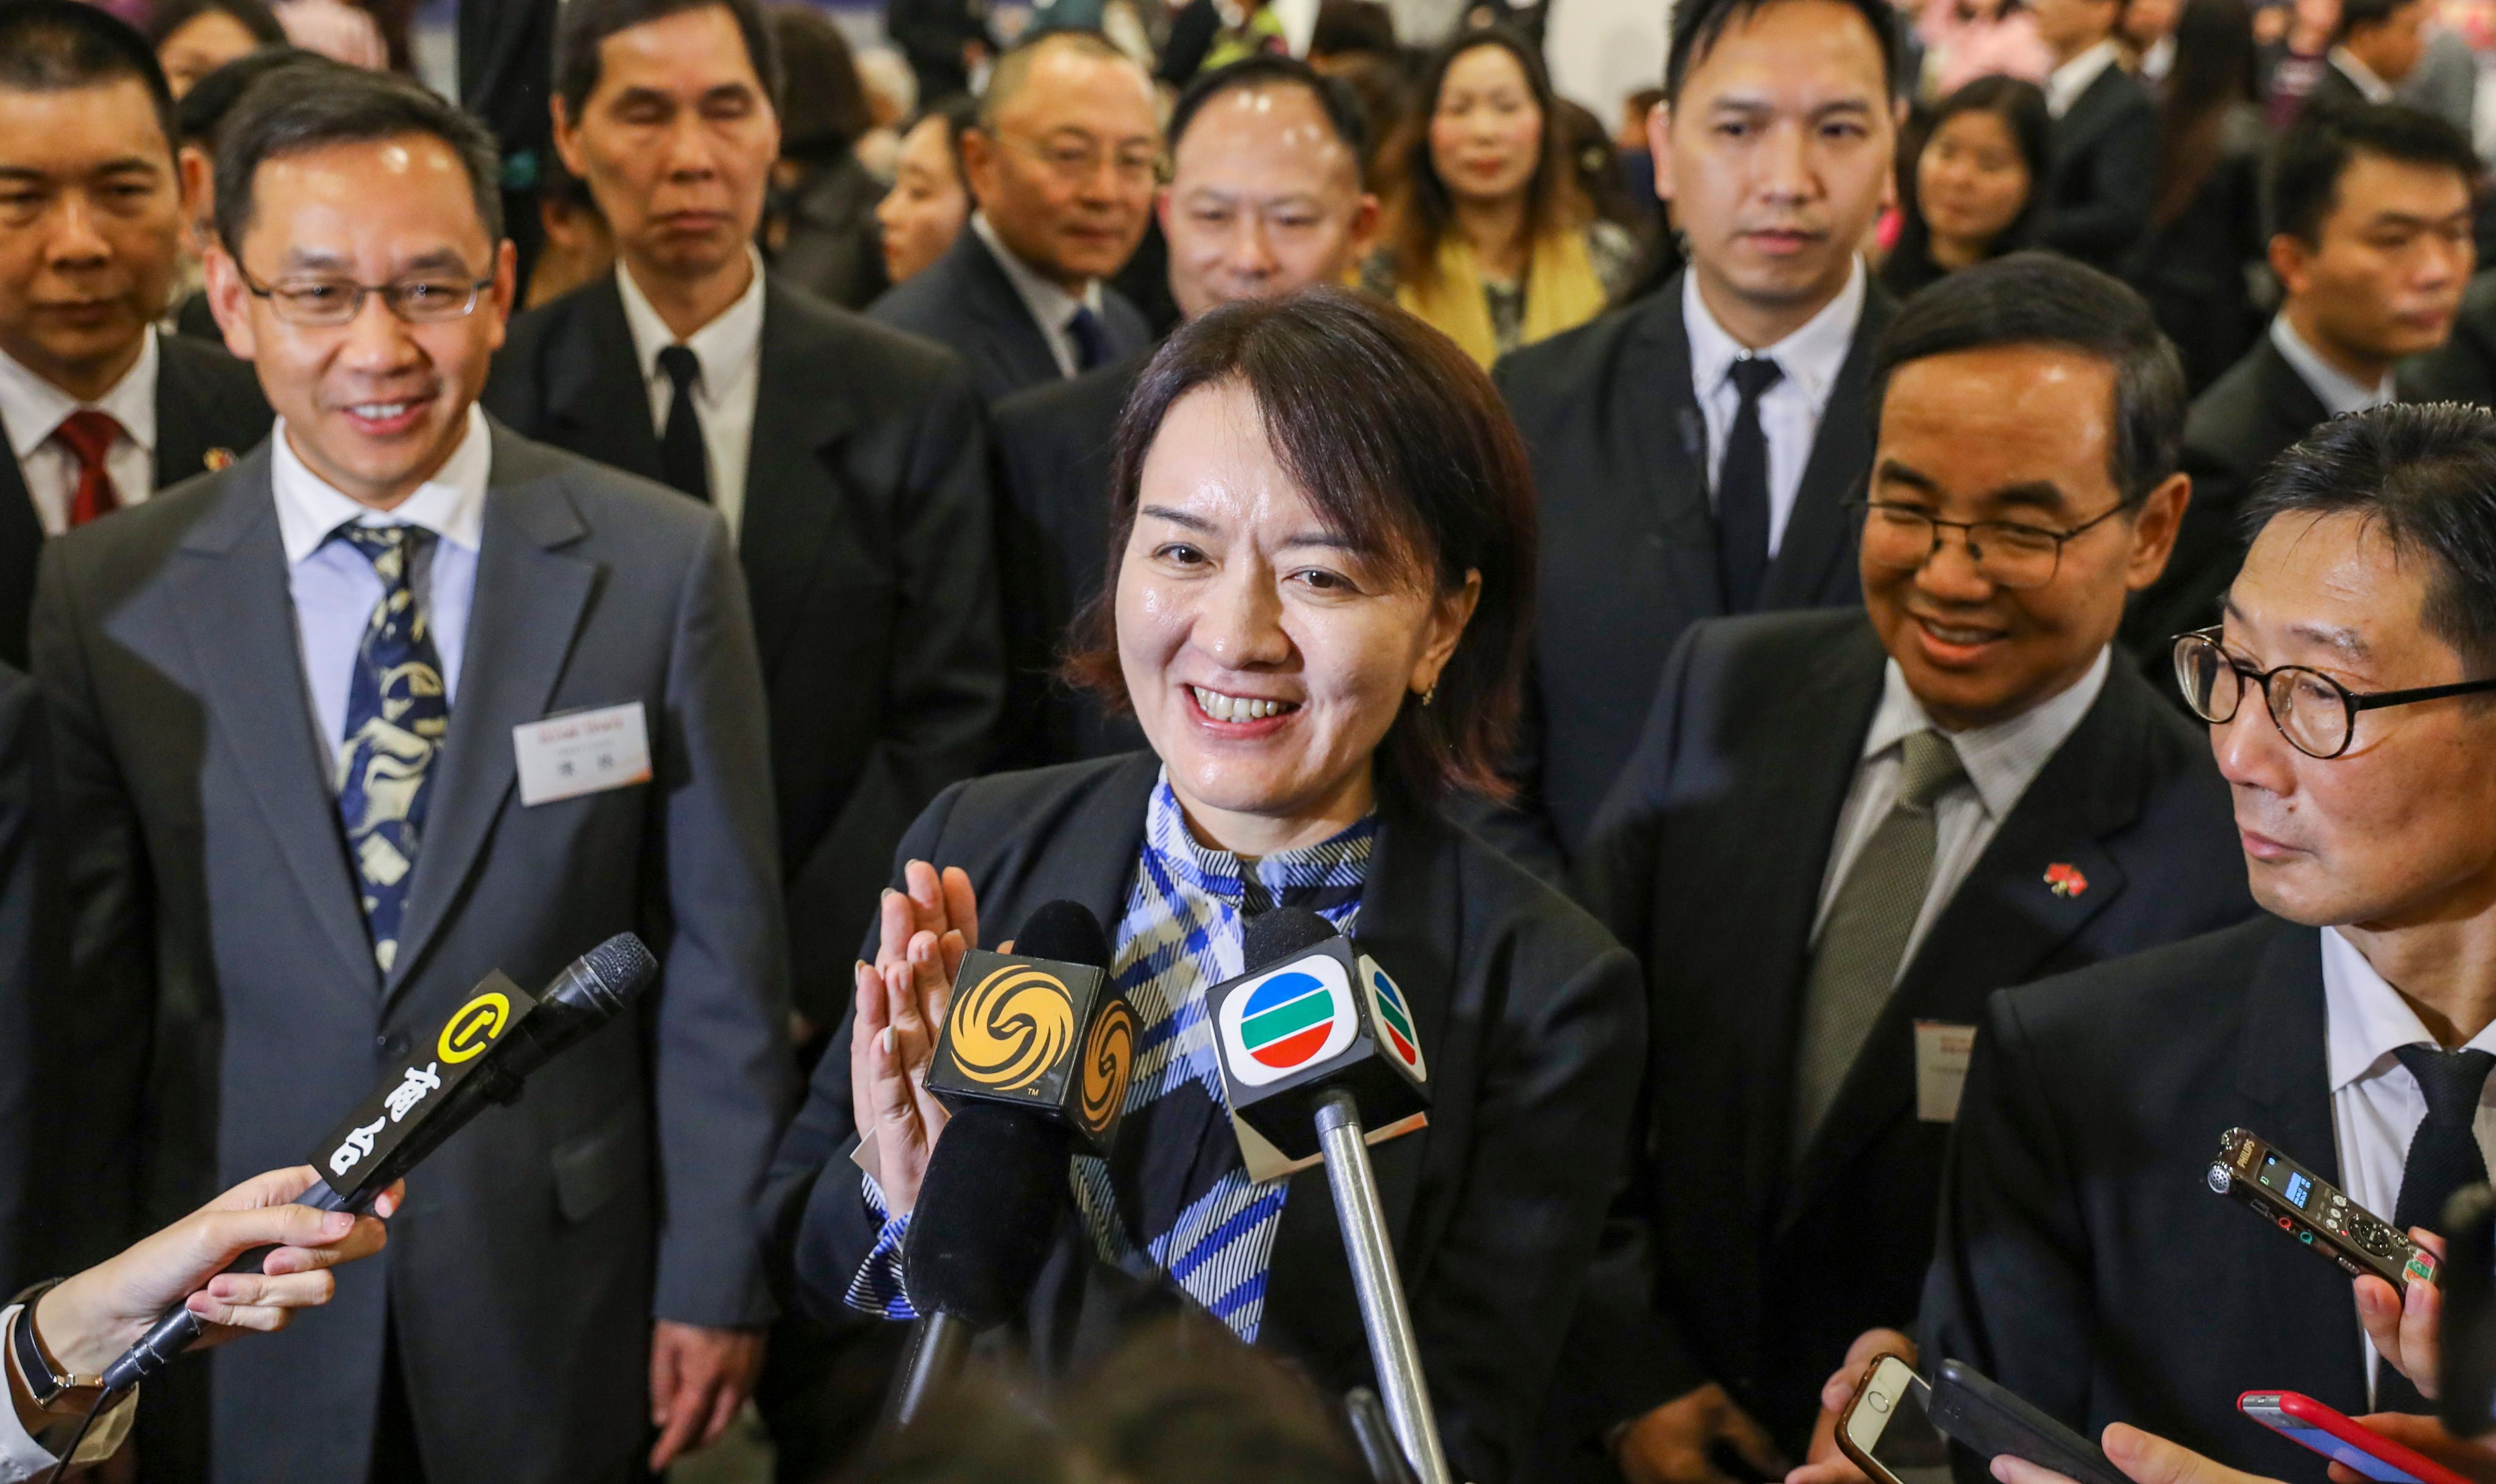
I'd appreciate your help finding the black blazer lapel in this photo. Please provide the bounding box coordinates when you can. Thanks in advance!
[739,281,858,673]
[957,231,1066,391]
[1758,280,1889,611]
[2256,339,2332,450]
[541,280,668,488]
[384,425,599,996]
[172,451,380,996]
[151,332,256,485]
[1782,661,2155,1224]
[1618,284,1725,614]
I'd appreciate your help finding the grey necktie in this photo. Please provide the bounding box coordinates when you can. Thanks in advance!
[1791,729,1967,1161]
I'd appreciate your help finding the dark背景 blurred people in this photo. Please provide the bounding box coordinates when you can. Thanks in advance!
[2122,101,2473,670]
[1492,0,1900,872]
[2032,0,2160,271]
[989,55,1379,771]
[1880,76,2049,300]
[521,158,616,310]
[869,30,1158,401]
[2121,0,2185,86]
[764,2,888,311]
[875,96,975,287]
[2307,0,2432,111]
[2127,0,2268,394]
[163,44,340,341]
[145,0,286,97]
[1919,0,2053,95]
[0,2,271,673]
[1364,27,1636,368]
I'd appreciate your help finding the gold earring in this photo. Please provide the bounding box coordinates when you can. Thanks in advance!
[1421,684,1437,708]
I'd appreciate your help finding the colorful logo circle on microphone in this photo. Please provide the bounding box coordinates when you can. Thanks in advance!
[946,963,1075,1093]
[438,990,511,1063]
[1078,998,1136,1134]
[1217,955,1361,1090]
[1364,962,1426,1082]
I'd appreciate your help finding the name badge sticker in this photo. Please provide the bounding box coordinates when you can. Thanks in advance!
[514,701,653,807]
[1915,1020,1978,1123]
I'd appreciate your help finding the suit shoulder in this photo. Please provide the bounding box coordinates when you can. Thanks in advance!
[1446,818,1634,977]
[155,333,260,396]
[1994,915,2282,1045]
[2183,346,2284,458]
[766,279,977,394]
[866,258,967,336]
[1493,296,1657,420]
[495,427,717,545]
[497,279,597,365]
[994,361,1132,443]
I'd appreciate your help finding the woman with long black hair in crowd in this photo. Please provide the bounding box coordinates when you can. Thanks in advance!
[1364,28,1638,366]
[2128,0,2268,392]
[1880,76,2049,299]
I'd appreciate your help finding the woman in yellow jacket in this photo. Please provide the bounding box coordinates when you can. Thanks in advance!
[1364,27,1637,367]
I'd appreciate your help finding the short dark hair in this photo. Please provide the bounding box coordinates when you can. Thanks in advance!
[2332,0,2426,42]
[1062,288,1538,802]
[1872,250,2188,503]
[1666,0,1900,102]
[174,45,335,148]
[1309,0,1398,60]
[554,0,782,124]
[1168,55,1368,162]
[768,3,869,161]
[215,66,505,256]
[144,0,287,50]
[905,93,980,182]
[0,0,180,162]
[2269,102,2479,244]
[2244,403,2496,678]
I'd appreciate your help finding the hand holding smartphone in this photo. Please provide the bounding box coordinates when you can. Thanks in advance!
[2239,1392,2474,1484]
[1838,1355,2122,1484]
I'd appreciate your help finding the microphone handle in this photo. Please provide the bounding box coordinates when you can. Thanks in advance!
[885,1310,974,1429]
[1314,1090,1457,1484]
[100,1176,355,1393]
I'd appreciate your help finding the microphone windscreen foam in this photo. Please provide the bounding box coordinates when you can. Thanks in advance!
[1243,907,1335,973]
[903,1104,1071,1327]
[582,933,658,1007]
[1013,900,1112,971]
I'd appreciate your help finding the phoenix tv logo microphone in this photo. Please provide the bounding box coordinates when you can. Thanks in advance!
[926,945,1137,1154]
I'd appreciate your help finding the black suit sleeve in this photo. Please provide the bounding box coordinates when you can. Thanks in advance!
[782,364,1004,1025]
[2043,103,2160,265]
[1918,986,2101,1480]
[0,665,44,1290]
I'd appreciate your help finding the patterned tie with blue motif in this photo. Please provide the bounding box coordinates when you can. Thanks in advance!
[332,524,449,974]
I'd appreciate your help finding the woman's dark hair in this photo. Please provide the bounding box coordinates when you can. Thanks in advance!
[2150,0,2257,226]
[902,93,979,182]
[1382,26,1589,297]
[1310,0,1399,61]
[2244,403,2496,679]
[770,3,872,162]
[144,0,288,49]
[1062,289,1538,802]
[1874,251,2187,503]
[1890,75,2049,274]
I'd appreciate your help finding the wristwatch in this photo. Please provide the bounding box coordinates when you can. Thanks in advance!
[7,1279,103,1413]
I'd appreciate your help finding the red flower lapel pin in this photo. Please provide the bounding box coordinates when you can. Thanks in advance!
[2045,862,2089,898]
[204,447,236,472]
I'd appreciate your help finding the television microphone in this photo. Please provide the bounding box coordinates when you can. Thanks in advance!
[97,934,659,1393]
[883,901,1133,1427]
[1205,908,1451,1484]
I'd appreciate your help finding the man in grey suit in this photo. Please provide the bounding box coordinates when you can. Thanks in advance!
[27,68,790,1483]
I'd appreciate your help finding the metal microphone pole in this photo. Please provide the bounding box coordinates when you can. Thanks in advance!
[1314,1089,1456,1484]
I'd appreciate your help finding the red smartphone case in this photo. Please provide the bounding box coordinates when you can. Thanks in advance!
[2239,1390,2475,1484]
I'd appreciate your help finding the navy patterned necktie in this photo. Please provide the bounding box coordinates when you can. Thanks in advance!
[1067,304,1111,372]
[332,525,450,974]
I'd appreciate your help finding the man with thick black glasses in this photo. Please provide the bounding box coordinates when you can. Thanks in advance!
[1863,397,2496,1479]
[1546,252,2255,1484]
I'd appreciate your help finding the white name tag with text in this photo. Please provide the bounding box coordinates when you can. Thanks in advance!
[1915,1020,1978,1123]
[513,702,653,806]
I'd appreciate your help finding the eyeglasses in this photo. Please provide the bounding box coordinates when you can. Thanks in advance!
[2171,627,2496,758]
[236,265,493,327]
[999,131,1166,186]
[1849,497,2134,591]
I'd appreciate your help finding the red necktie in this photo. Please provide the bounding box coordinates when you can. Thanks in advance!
[52,410,126,528]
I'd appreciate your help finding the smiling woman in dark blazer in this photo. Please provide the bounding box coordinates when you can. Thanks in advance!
[760,289,1644,1484]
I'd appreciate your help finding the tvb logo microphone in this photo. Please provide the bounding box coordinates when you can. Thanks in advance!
[1207,935,1428,1162]
[926,948,1137,1154]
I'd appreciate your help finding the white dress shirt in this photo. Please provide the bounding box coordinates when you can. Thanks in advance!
[1813,647,2113,974]
[0,333,159,536]
[2045,38,2123,117]
[0,1305,138,1480]
[970,211,1106,380]
[271,407,487,756]
[2272,314,2397,417]
[616,249,766,541]
[2320,926,2496,1404]
[1684,257,1867,559]
[2328,46,2397,102]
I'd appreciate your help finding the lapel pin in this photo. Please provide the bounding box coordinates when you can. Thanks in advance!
[204,447,236,472]
[2045,863,2089,899]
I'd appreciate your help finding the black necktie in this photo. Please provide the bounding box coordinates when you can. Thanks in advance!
[1067,304,1111,374]
[2377,1043,2494,1411]
[656,344,710,502]
[1716,355,1783,614]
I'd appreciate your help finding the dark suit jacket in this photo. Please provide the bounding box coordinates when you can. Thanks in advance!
[2302,55,2375,117]
[869,227,1152,403]
[486,274,1004,1025]
[0,332,271,670]
[1553,611,2254,1464]
[989,349,1150,769]
[28,424,792,1483]
[1492,274,1894,867]
[2404,267,2496,405]
[1921,916,2375,1482]
[2121,336,2330,672]
[2041,64,2160,272]
[0,664,44,1295]
[759,753,1647,1484]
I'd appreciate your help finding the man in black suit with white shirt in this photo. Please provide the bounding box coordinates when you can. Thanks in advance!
[0,5,270,672]
[1556,254,2252,1484]
[1493,0,1900,873]
[2030,0,2156,272]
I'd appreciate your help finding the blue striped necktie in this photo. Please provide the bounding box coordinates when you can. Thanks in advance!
[332,525,450,974]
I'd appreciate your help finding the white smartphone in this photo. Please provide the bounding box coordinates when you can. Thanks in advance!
[1838,1354,1951,1484]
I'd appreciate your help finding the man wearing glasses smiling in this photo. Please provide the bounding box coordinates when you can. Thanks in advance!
[869,30,1159,402]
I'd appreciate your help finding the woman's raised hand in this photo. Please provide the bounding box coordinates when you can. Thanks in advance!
[848,862,981,1215]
